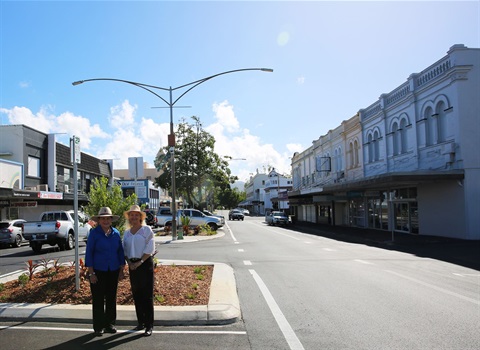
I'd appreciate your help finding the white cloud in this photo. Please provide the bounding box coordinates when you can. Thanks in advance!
[207,101,292,181]
[1,106,54,133]
[297,76,305,85]
[108,100,137,128]
[212,101,239,132]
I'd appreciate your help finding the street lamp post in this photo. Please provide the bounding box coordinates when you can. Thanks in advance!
[73,68,272,240]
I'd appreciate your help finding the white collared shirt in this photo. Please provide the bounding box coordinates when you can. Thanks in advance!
[123,225,155,260]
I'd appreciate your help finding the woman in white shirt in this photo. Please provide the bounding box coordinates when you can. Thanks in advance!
[123,205,156,336]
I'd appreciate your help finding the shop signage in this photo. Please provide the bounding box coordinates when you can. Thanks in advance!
[12,201,37,207]
[38,191,63,200]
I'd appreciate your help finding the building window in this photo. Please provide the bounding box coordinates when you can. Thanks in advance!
[27,156,40,177]
[425,107,435,146]
[436,101,447,142]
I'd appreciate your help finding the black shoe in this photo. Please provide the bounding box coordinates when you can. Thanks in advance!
[134,324,145,331]
[144,327,153,336]
[94,330,104,337]
[104,326,117,334]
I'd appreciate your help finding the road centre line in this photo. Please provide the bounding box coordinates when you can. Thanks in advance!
[249,269,305,350]
[385,270,480,306]
[0,325,246,335]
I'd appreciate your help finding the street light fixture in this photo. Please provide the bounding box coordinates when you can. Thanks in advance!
[72,67,273,240]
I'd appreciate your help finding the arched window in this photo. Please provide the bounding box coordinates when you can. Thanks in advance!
[400,118,408,153]
[373,130,380,161]
[368,134,374,163]
[436,101,447,142]
[348,142,354,169]
[337,147,343,171]
[425,106,436,146]
[353,140,359,167]
[392,122,400,155]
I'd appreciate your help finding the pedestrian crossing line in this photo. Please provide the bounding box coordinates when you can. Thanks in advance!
[238,249,245,252]
[244,260,252,265]
[0,325,247,335]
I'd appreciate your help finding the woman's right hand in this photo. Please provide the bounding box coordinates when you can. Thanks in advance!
[89,274,98,284]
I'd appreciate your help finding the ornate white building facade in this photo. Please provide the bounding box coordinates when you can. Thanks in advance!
[289,44,479,240]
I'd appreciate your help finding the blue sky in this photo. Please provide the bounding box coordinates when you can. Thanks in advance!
[1,0,479,182]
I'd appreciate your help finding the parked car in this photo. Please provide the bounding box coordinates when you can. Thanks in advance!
[22,210,92,253]
[265,211,289,226]
[0,219,27,248]
[202,210,225,225]
[229,209,244,221]
[143,208,158,228]
[241,208,250,216]
[179,209,224,231]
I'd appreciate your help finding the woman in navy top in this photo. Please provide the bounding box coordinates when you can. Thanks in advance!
[85,207,125,336]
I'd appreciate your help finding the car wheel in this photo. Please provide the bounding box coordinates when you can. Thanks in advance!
[207,223,218,231]
[66,233,75,250]
[13,234,22,248]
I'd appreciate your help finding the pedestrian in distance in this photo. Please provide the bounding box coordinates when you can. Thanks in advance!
[123,204,156,336]
[85,207,125,337]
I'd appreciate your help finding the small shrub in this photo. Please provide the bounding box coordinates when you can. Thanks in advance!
[0,283,4,292]
[18,273,29,287]
[196,274,204,281]
[191,283,199,290]
[25,260,38,281]
[37,257,51,271]
[155,294,165,303]
[193,266,205,274]
[186,293,195,300]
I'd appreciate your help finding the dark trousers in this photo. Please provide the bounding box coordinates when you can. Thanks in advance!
[129,257,154,328]
[90,269,120,331]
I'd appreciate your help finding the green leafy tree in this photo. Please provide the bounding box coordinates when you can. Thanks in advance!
[154,116,237,208]
[216,187,246,209]
[84,177,137,234]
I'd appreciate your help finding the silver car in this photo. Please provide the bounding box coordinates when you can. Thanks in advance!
[0,219,26,248]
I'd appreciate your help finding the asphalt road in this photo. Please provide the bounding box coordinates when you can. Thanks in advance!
[1,213,479,349]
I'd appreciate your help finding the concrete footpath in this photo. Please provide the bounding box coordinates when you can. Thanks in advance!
[0,231,240,326]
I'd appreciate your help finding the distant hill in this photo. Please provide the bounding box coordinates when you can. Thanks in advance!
[231,180,245,191]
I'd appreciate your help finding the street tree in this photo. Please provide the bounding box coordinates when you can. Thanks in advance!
[84,176,137,233]
[154,116,237,209]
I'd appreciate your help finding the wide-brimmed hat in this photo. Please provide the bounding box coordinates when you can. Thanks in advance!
[124,204,147,220]
[91,207,119,222]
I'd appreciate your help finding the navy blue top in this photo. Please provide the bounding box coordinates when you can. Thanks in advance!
[85,225,125,272]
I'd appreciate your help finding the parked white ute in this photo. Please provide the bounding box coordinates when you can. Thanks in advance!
[22,210,92,253]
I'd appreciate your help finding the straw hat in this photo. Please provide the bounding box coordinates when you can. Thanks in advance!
[91,207,120,222]
[124,204,147,220]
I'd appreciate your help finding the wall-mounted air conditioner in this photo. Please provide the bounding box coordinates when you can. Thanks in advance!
[37,184,48,191]
[64,185,69,193]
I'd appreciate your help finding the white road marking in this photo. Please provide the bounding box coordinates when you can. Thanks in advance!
[453,273,480,277]
[0,325,246,335]
[323,248,336,252]
[238,249,245,252]
[244,260,252,265]
[385,270,480,305]
[354,259,374,265]
[249,269,305,350]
